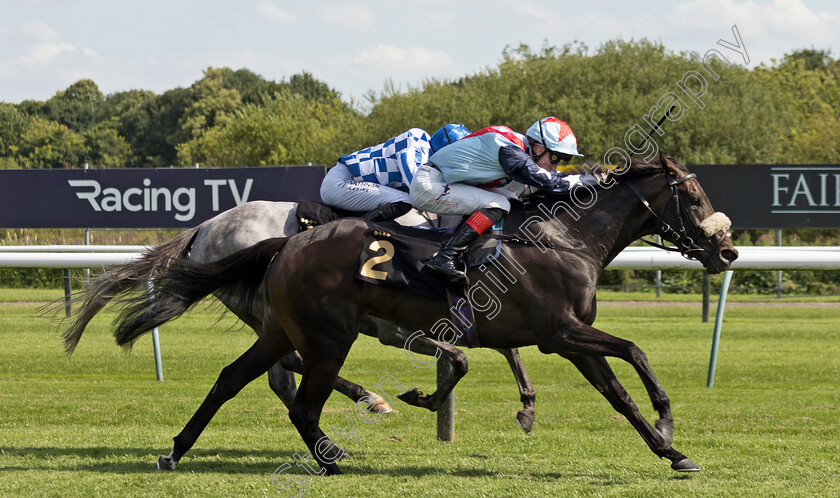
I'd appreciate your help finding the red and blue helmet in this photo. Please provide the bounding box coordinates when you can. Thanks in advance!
[430,124,471,154]
[525,117,583,157]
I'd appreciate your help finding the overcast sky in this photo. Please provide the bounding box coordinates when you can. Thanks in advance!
[1,0,838,105]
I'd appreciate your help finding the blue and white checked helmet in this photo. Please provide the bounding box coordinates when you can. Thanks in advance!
[430,124,471,153]
[525,117,583,157]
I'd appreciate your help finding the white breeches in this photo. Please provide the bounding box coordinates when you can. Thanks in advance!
[320,163,411,212]
[409,164,514,216]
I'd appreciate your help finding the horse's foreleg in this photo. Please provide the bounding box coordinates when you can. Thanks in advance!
[562,354,699,472]
[279,349,392,414]
[158,338,289,471]
[549,321,674,443]
[493,348,535,434]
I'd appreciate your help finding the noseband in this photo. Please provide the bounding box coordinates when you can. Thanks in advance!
[626,171,708,258]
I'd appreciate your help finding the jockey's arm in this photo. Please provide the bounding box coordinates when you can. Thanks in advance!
[498,145,567,190]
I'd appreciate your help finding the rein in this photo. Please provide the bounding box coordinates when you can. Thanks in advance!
[626,171,706,258]
[492,165,708,268]
[488,229,605,269]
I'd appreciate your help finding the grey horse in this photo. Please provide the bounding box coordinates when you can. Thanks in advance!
[69,200,537,432]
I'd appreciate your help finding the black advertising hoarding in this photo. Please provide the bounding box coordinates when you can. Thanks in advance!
[1,164,838,230]
[691,164,840,229]
[0,166,325,229]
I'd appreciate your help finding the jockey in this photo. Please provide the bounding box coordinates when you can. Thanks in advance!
[320,124,471,222]
[410,117,607,283]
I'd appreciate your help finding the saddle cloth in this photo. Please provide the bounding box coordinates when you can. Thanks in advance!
[355,221,501,300]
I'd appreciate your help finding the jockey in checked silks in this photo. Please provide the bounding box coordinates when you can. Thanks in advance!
[410,117,608,283]
[319,124,471,222]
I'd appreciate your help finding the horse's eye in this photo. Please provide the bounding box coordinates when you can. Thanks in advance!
[689,196,701,206]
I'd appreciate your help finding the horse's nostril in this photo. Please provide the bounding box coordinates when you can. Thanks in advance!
[721,249,739,263]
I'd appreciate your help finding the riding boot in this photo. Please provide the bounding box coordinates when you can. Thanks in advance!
[425,208,505,284]
[363,201,413,222]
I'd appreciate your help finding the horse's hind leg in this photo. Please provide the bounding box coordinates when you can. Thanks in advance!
[158,336,291,470]
[563,354,699,472]
[395,335,468,412]
[493,348,536,434]
[361,315,467,412]
[288,349,355,476]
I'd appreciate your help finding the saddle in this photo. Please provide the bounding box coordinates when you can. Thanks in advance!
[295,199,412,231]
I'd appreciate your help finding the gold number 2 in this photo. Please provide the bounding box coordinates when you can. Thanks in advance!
[360,240,394,280]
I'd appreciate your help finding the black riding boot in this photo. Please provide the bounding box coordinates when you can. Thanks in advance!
[425,222,480,283]
[425,208,505,283]
[363,201,413,222]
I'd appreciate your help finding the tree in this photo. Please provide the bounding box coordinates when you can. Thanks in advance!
[118,87,192,168]
[176,89,359,167]
[42,79,105,132]
[177,67,242,143]
[15,115,86,168]
[288,71,343,103]
[782,48,833,71]
[100,89,157,167]
[0,103,27,158]
[82,124,133,168]
[770,51,840,163]
[218,68,287,105]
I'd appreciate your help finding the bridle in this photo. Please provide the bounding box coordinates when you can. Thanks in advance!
[625,169,709,259]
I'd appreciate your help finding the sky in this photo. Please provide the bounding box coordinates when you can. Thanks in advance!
[1,0,839,105]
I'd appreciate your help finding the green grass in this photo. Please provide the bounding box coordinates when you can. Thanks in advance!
[1,301,839,496]
[4,286,840,304]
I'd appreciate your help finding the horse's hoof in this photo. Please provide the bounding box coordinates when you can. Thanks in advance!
[321,444,348,462]
[366,393,393,414]
[397,387,423,406]
[655,418,674,444]
[671,457,701,472]
[157,455,177,470]
[323,466,343,476]
[515,410,534,434]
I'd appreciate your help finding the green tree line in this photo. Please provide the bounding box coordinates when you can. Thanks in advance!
[1,40,838,170]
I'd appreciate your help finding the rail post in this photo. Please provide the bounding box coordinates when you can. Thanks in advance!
[707,270,734,388]
[147,281,164,381]
[63,269,72,317]
[436,360,454,441]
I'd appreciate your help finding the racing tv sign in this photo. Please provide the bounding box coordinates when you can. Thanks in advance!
[691,164,840,229]
[0,166,325,228]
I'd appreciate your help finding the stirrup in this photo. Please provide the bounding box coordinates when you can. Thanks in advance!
[426,256,468,284]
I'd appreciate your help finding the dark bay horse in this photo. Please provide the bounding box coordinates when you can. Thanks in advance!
[65,154,737,475]
[64,201,538,431]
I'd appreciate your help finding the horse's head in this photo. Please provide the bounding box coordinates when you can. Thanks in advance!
[622,154,738,274]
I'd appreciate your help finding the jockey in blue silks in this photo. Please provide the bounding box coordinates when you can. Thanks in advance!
[320,124,471,222]
[410,117,606,283]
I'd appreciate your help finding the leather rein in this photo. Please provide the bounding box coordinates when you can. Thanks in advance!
[493,168,709,266]
[625,171,708,258]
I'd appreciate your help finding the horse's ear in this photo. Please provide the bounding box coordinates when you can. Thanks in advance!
[659,151,679,175]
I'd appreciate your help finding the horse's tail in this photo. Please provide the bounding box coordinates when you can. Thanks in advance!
[111,237,288,350]
[62,226,201,355]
